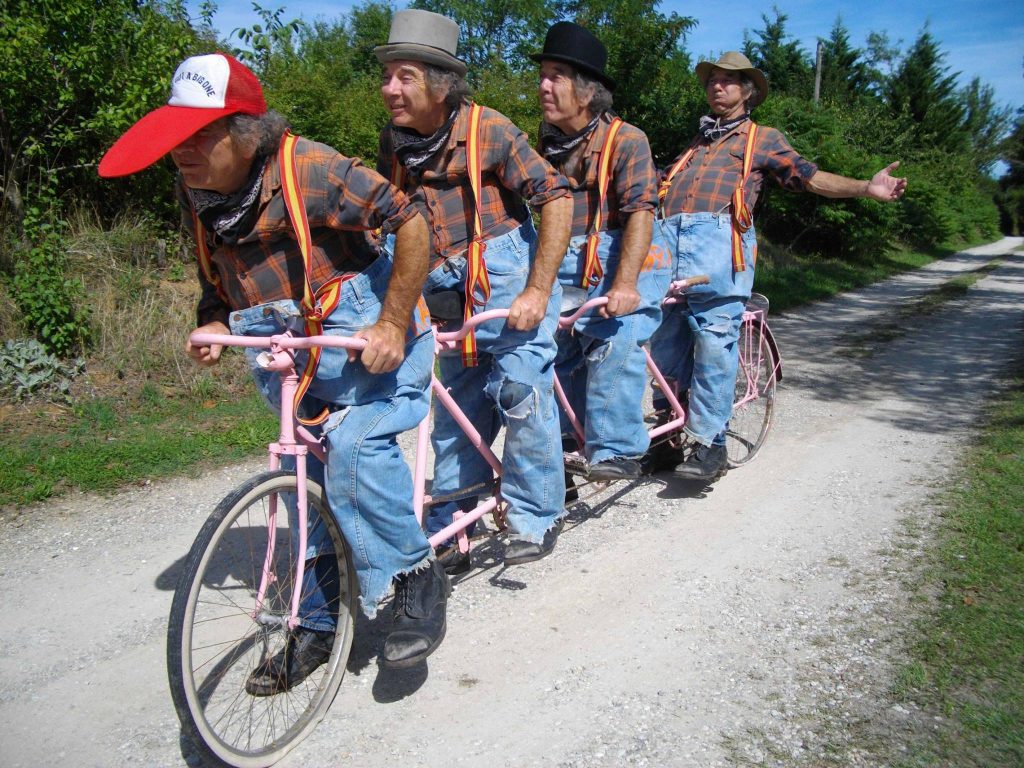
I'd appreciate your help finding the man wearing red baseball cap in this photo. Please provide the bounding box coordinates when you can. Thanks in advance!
[100,53,451,685]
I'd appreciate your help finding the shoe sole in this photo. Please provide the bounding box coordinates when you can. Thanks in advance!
[380,620,447,670]
[586,471,640,482]
[672,466,728,482]
[504,544,557,566]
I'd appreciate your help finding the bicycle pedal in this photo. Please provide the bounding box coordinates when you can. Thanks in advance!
[563,452,589,476]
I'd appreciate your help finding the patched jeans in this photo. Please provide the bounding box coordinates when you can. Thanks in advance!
[228,250,434,621]
[555,228,671,463]
[423,220,566,543]
[649,212,757,447]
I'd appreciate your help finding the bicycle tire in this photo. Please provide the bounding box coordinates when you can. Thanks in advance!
[726,319,778,467]
[168,470,356,768]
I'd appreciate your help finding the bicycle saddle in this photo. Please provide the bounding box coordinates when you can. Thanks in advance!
[424,290,465,323]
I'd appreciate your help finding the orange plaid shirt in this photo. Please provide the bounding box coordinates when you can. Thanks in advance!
[660,121,818,216]
[182,137,419,327]
[545,112,658,238]
[377,101,569,264]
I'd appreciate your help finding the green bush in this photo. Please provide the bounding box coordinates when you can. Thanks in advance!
[8,209,91,356]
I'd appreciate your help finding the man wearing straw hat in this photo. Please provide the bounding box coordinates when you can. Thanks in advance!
[375,9,573,571]
[532,21,671,495]
[99,52,451,683]
[648,51,907,481]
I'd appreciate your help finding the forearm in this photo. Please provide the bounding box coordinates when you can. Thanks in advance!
[378,213,429,330]
[610,210,654,290]
[806,170,870,199]
[527,194,572,291]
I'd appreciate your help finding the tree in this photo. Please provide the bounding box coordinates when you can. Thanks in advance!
[997,108,1024,235]
[818,17,871,104]
[0,0,201,233]
[742,7,812,98]
[959,77,1013,175]
[885,27,967,153]
[411,0,553,74]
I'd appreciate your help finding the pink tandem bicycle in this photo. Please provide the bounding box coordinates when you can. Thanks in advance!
[167,276,780,767]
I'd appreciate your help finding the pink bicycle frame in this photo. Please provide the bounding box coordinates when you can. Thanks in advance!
[189,331,364,630]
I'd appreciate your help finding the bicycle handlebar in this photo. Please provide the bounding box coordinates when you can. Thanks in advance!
[669,274,711,292]
[189,331,368,352]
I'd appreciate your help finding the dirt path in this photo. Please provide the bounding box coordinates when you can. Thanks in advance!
[1,238,1021,767]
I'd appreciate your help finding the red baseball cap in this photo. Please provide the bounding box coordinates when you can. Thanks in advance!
[98,53,267,178]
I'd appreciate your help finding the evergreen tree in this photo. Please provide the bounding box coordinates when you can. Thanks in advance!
[742,7,812,98]
[997,108,1024,234]
[959,77,1012,174]
[885,27,967,153]
[818,17,871,104]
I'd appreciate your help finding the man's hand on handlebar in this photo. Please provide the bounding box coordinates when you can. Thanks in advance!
[352,319,406,374]
[186,321,230,367]
[601,283,641,318]
[507,285,549,331]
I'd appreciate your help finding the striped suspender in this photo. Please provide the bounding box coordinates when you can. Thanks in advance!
[460,103,490,367]
[657,123,759,272]
[190,131,340,426]
[580,117,624,288]
[729,124,758,272]
[277,131,347,426]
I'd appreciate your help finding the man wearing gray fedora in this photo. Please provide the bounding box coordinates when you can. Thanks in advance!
[375,10,574,572]
[648,51,908,482]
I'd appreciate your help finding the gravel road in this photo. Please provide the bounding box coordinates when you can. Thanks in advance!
[1,238,1021,768]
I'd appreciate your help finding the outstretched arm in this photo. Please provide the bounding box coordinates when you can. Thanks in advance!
[806,161,907,202]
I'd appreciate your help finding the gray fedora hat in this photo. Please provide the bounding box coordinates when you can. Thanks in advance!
[695,51,769,109]
[374,9,467,76]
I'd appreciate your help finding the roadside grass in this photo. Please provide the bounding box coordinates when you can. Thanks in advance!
[0,388,276,513]
[753,241,942,312]
[891,370,1024,767]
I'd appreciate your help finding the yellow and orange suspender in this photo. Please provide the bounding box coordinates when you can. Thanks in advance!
[580,116,624,288]
[657,123,759,273]
[389,103,490,367]
[191,131,344,427]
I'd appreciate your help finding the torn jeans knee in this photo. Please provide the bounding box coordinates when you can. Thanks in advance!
[487,377,537,420]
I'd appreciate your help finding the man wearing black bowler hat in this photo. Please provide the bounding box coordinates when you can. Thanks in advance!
[533,22,670,493]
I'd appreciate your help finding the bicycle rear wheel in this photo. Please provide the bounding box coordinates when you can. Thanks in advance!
[726,319,778,467]
[168,470,356,768]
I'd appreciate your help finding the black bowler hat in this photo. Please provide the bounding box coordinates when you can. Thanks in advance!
[531,21,615,90]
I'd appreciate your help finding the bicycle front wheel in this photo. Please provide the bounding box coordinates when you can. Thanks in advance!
[726,319,778,467]
[168,470,357,768]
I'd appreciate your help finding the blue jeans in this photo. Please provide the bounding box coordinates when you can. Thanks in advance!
[555,228,671,463]
[648,212,756,447]
[228,251,434,621]
[423,220,566,543]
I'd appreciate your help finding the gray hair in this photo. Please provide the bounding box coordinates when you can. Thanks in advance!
[571,70,614,117]
[226,110,290,157]
[424,65,472,111]
[738,74,760,109]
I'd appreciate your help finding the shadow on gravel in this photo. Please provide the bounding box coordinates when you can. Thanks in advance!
[776,250,1024,437]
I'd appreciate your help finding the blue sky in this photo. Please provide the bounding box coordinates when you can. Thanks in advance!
[185,0,1023,111]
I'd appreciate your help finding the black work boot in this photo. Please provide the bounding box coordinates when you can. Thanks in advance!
[504,519,563,565]
[382,559,450,669]
[588,456,641,481]
[245,626,334,696]
[673,442,728,481]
